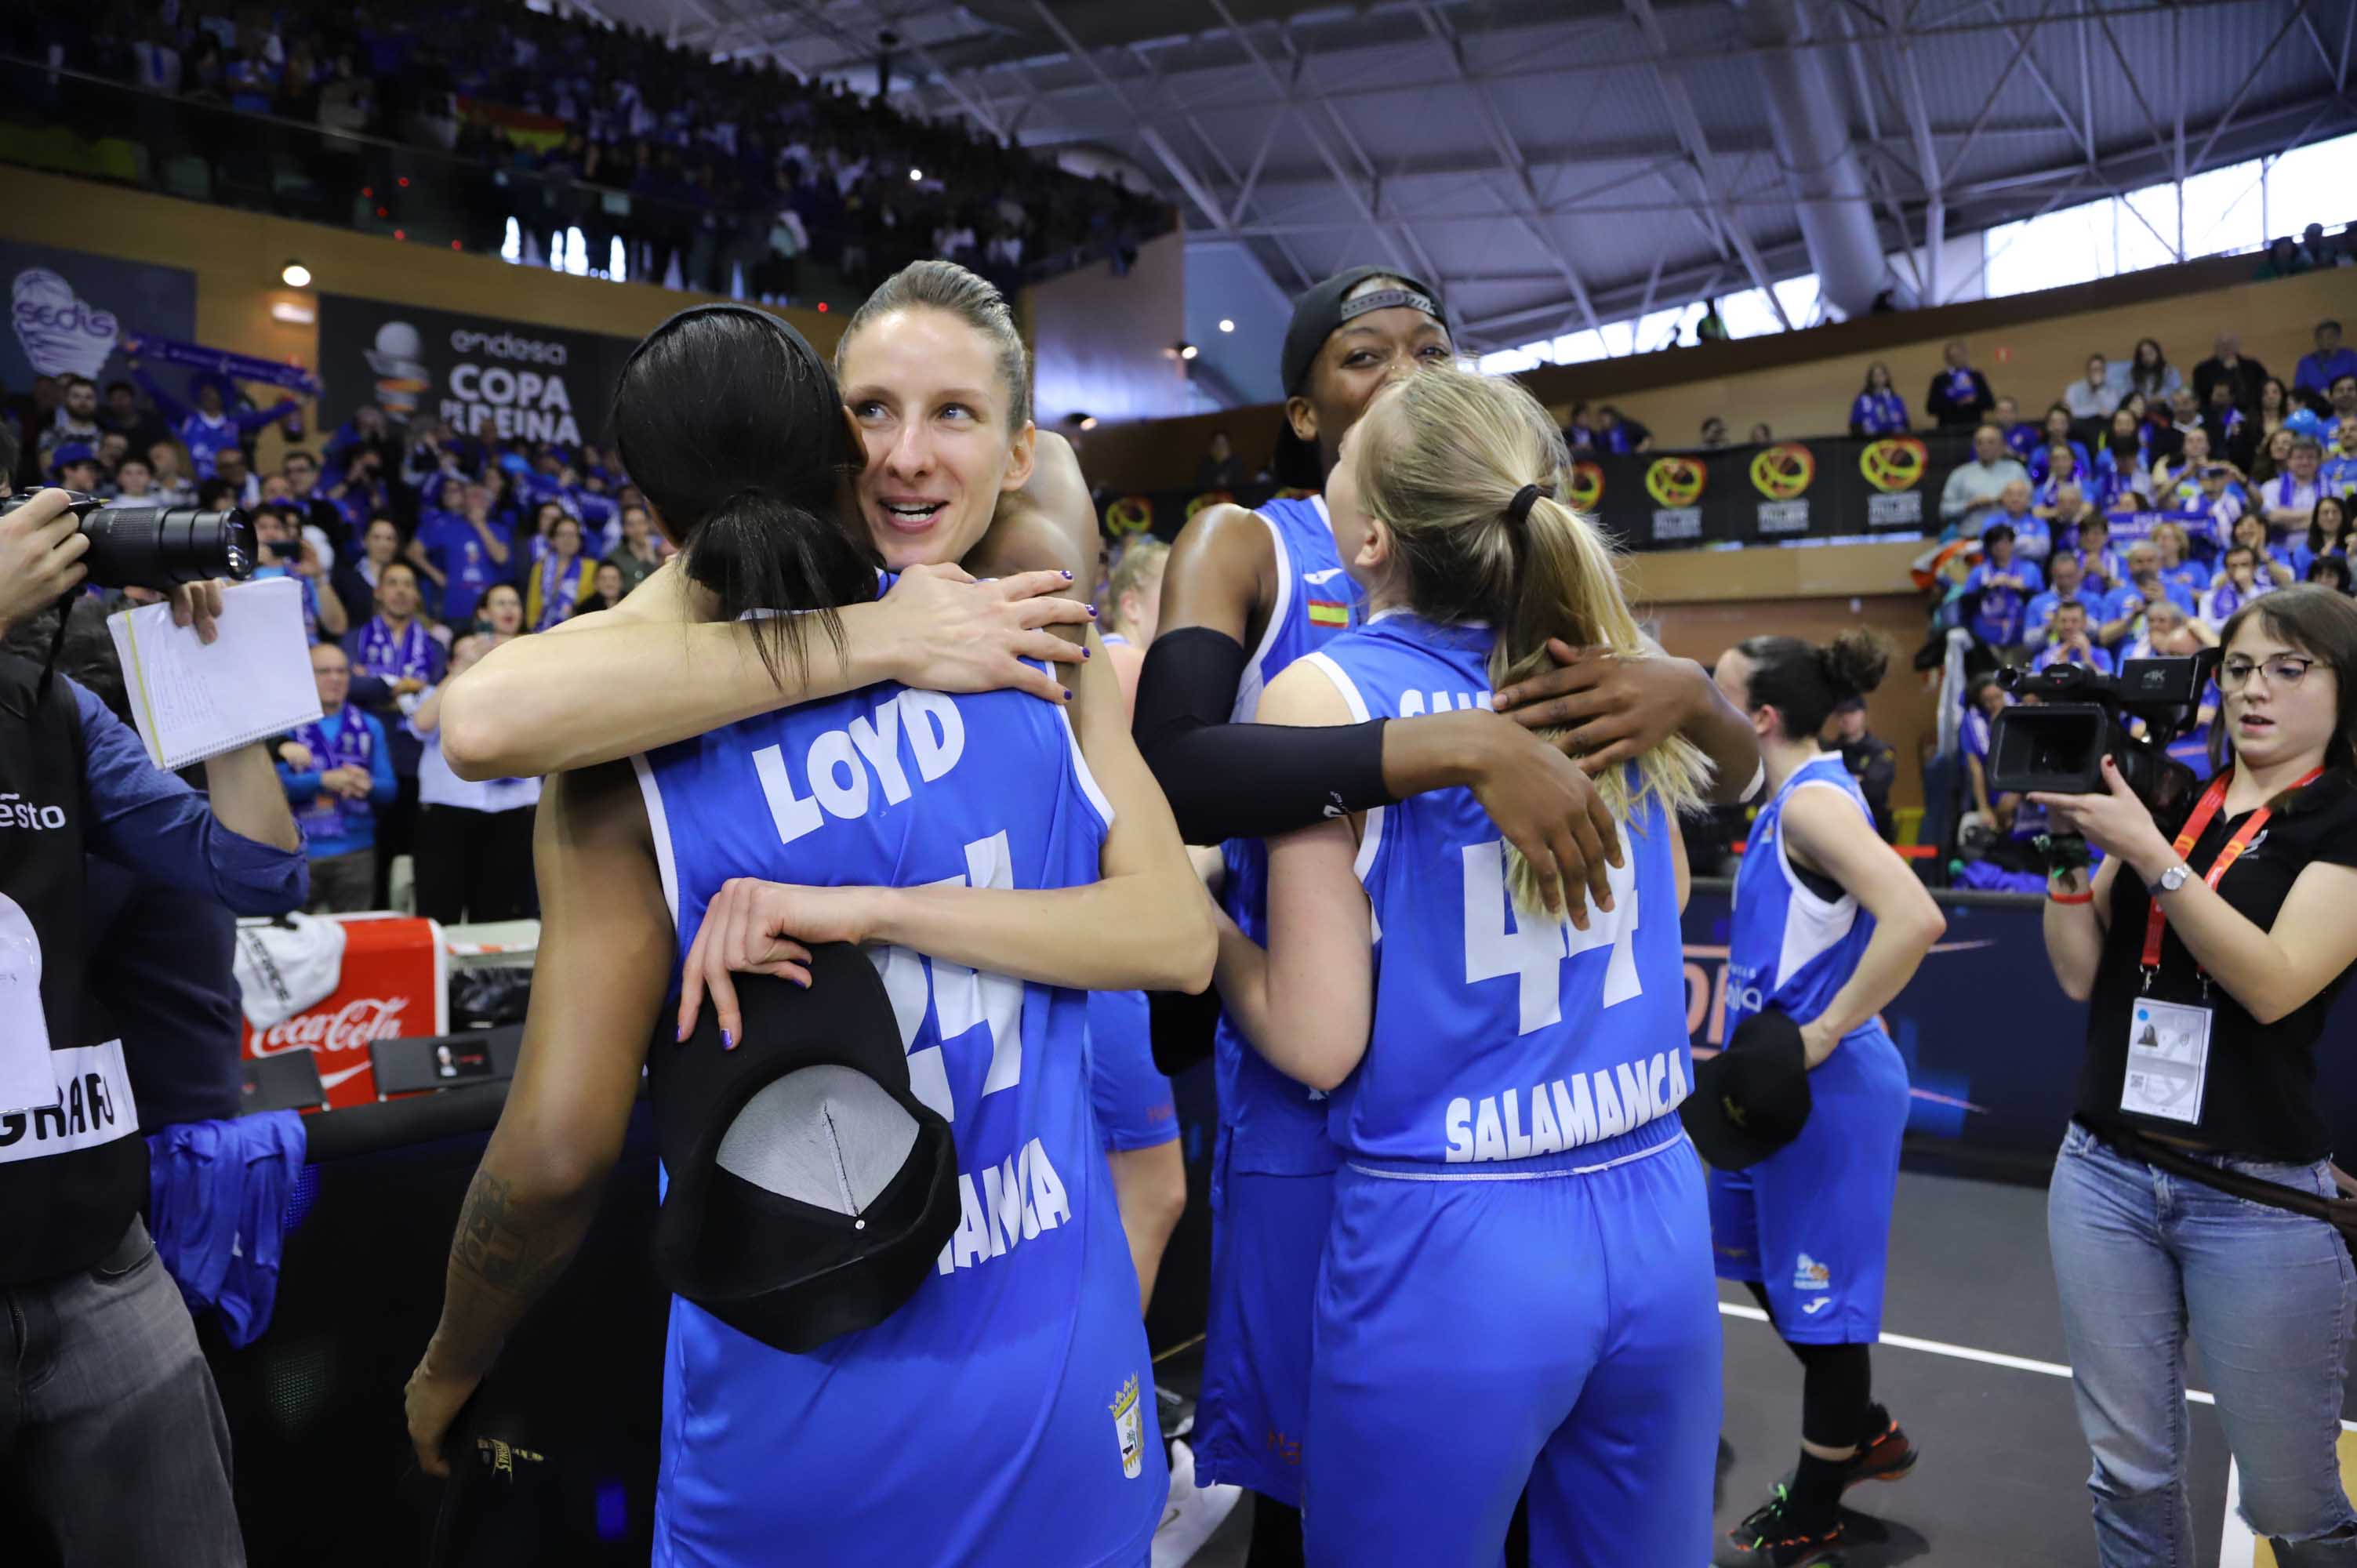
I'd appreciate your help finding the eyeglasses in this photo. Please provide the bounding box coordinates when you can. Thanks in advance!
[2219,654,2320,689]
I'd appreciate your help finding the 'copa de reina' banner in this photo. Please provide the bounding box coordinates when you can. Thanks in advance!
[1096,436,1971,553]
[316,295,639,447]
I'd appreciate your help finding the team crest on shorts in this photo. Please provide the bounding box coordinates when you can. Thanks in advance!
[1111,1373,1144,1479]
[1793,1253,1832,1292]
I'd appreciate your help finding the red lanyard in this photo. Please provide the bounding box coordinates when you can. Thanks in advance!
[2139,765,2323,976]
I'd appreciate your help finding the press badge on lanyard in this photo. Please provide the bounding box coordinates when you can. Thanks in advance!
[2122,766,2322,1124]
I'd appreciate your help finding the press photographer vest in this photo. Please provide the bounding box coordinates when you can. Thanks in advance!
[0,654,143,1287]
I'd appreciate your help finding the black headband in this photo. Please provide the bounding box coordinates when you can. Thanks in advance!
[1506,483,1548,526]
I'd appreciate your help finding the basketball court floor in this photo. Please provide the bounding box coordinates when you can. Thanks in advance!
[1159,1167,2357,1566]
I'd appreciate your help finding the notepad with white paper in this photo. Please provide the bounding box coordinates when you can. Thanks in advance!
[107,576,325,770]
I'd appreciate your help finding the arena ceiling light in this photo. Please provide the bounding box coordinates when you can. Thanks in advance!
[1218,318,1234,333]
[281,260,313,289]
[1080,416,1099,430]
[909,167,922,181]
[1178,342,1198,361]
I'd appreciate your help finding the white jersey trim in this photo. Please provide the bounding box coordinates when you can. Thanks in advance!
[1770,770,1869,997]
[1055,703,1117,833]
[0,1040,137,1166]
[630,751,681,924]
[1346,1128,1688,1183]
[1298,651,1385,887]
[1231,510,1295,722]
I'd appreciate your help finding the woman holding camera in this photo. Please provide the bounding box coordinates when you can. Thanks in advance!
[2036,584,2357,1566]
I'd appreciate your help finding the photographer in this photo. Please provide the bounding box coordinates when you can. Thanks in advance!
[0,485,307,1566]
[2035,585,2357,1566]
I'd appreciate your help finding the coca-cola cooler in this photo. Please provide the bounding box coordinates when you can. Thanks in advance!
[241,913,449,1111]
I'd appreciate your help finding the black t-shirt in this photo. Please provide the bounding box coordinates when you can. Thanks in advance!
[2077,771,2357,1161]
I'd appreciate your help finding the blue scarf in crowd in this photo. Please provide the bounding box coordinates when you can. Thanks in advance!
[288,709,376,845]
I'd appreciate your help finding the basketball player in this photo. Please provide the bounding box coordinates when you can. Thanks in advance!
[403,303,1214,1566]
[1137,269,1764,1561]
[1091,536,1189,1313]
[1209,364,1721,1567]
[1708,632,1946,1567]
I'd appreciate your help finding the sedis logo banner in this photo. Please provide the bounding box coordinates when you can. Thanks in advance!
[0,238,196,393]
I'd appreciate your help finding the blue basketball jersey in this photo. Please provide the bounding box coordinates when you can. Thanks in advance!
[633,631,1164,1566]
[1302,612,1691,1165]
[1215,495,1364,1176]
[1724,755,1879,1036]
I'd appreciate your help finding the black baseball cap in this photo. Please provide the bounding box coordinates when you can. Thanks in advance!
[1270,266,1447,488]
[1680,1007,1814,1171]
[648,944,960,1354]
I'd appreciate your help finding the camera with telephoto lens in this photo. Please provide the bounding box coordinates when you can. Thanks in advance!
[1987,651,2217,819]
[0,490,254,591]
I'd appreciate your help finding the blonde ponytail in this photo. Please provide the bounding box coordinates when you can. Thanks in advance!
[1353,367,1712,917]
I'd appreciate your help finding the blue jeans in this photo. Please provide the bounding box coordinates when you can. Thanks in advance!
[2050,1122,2357,1566]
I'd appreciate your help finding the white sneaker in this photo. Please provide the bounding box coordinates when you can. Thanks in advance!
[1150,1439,1241,1567]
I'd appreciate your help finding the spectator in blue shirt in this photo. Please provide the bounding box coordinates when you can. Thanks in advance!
[2025,550,2105,652]
[2303,495,2352,578]
[2034,598,2112,673]
[2065,353,2119,421]
[2027,404,2091,482]
[1990,477,2052,562]
[1927,339,1996,429]
[2306,555,2353,595]
[2224,511,2300,593]
[1996,396,2040,463]
[278,642,397,913]
[1965,521,2043,652]
[2097,541,2196,647]
[126,356,300,481]
[245,503,347,647]
[343,561,446,906]
[1849,361,1908,437]
[2035,442,2105,514]
[2201,543,2276,625]
[408,486,514,629]
[2326,421,2357,497]
[1593,404,1652,453]
[2259,438,2326,535]
[2294,319,2357,401]
[2320,373,2357,442]
[2064,511,2126,594]
[2151,521,2210,599]
[2094,407,2152,499]
[1959,673,2015,835]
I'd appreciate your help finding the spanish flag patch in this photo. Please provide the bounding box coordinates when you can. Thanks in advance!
[1307,600,1350,628]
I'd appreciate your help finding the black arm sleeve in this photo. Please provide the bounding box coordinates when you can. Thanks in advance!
[1132,626,1393,843]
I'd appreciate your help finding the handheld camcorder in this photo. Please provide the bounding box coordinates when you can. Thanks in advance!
[1987,651,2218,817]
[0,490,254,592]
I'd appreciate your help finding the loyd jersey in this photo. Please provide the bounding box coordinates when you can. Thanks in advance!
[633,615,1162,1566]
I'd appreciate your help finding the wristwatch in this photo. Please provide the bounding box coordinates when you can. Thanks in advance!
[2149,863,2192,895]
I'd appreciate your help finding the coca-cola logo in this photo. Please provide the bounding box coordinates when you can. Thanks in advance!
[254,996,409,1057]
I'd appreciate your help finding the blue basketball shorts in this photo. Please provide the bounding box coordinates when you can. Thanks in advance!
[1303,1121,1722,1568]
[1707,1023,1910,1344]
[1088,989,1178,1152]
[1191,1129,1335,1505]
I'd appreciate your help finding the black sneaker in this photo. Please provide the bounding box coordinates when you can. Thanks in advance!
[1713,1486,1847,1568]
[1778,1406,1919,1494]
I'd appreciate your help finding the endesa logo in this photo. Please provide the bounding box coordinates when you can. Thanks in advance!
[448,328,568,366]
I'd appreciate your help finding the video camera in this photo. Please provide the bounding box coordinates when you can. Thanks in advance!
[0,491,253,592]
[1986,651,2217,818]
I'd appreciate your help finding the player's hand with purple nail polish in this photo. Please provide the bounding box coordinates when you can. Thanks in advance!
[676,878,873,1047]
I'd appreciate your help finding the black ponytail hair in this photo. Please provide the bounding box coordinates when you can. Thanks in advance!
[1734,628,1893,739]
[609,303,878,688]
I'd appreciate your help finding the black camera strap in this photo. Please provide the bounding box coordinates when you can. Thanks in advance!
[2105,1124,2357,1254]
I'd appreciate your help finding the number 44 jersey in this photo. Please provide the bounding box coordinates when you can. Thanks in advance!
[631,653,1166,1568]
[1299,612,1694,1167]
